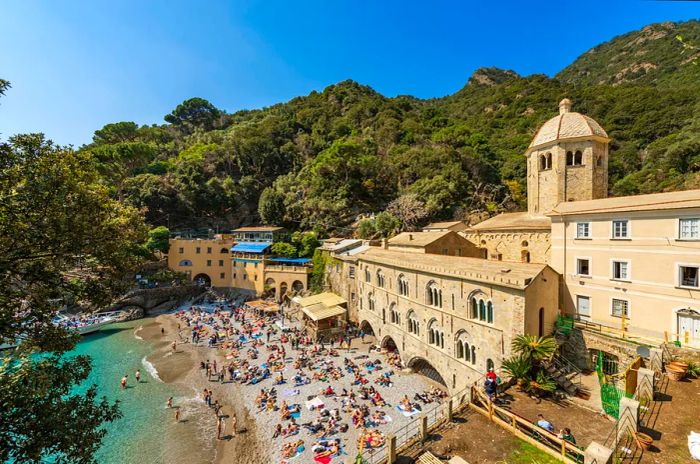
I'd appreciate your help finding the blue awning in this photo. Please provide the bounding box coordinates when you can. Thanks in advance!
[267,257,311,264]
[231,242,271,253]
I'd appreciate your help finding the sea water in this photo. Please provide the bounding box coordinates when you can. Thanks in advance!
[67,319,213,463]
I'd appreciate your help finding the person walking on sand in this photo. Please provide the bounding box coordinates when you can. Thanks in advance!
[175,407,181,423]
[167,397,173,408]
[231,414,237,436]
[135,369,141,383]
[120,374,128,389]
[171,340,177,352]
[217,416,224,440]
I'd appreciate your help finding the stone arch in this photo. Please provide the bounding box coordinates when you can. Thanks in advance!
[220,248,229,254]
[279,282,288,298]
[359,320,375,336]
[292,280,304,292]
[406,309,420,336]
[380,335,398,352]
[407,357,447,387]
[468,289,488,319]
[193,273,211,287]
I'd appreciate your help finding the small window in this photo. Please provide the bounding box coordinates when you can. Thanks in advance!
[442,248,449,255]
[612,220,629,239]
[679,265,699,288]
[611,298,629,318]
[566,151,574,166]
[577,258,590,276]
[178,247,184,254]
[349,265,356,278]
[680,218,700,240]
[574,150,583,165]
[218,260,224,266]
[243,274,247,280]
[233,273,236,279]
[196,247,201,254]
[576,222,591,239]
[207,247,212,254]
[612,261,629,281]
[539,154,547,171]
[219,272,225,279]
[206,260,211,266]
[232,261,237,267]
[596,156,603,167]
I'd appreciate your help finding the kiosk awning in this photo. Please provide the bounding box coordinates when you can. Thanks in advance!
[301,304,346,322]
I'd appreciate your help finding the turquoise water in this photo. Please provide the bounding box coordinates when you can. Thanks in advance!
[69,319,199,463]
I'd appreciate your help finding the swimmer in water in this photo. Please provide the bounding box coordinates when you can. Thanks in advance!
[135,369,141,383]
[120,374,128,389]
[167,397,173,408]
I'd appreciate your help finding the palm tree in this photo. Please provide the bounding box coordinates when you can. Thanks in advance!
[511,334,557,362]
[501,354,532,390]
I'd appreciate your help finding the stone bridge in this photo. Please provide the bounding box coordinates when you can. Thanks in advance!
[109,285,205,313]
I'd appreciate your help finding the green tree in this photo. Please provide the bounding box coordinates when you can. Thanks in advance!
[164,97,222,133]
[145,226,171,254]
[356,219,376,239]
[0,133,147,463]
[374,212,401,238]
[92,121,139,145]
[271,242,297,258]
[258,187,286,225]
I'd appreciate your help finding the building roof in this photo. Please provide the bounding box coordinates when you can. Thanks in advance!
[357,248,547,289]
[231,242,271,253]
[388,231,452,247]
[267,257,311,264]
[547,189,700,216]
[301,304,346,322]
[423,221,465,230]
[320,239,363,252]
[232,226,285,232]
[528,99,608,152]
[296,292,347,307]
[470,212,551,231]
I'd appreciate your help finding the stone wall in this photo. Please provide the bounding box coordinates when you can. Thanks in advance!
[665,344,700,363]
[561,327,640,371]
[462,230,551,265]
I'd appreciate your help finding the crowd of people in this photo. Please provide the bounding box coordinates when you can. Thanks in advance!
[170,298,447,463]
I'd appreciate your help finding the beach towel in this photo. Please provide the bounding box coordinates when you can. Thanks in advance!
[689,431,700,460]
[291,411,301,419]
[366,365,376,372]
[313,455,331,464]
[283,389,300,397]
[305,397,325,410]
[395,405,420,417]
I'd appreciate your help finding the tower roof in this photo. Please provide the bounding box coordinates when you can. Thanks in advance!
[528,99,608,152]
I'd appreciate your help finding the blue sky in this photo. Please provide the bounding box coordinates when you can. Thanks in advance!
[0,1,698,146]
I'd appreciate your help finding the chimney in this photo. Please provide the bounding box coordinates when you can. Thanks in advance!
[409,234,413,241]
[381,238,388,249]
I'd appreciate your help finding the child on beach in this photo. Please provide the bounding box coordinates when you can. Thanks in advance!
[120,374,128,389]
[167,397,173,408]
[135,369,141,383]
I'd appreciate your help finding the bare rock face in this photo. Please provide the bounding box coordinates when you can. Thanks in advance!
[468,67,519,87]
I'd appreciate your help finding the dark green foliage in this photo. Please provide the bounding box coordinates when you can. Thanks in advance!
[145,225,170,253]
[81,20,700,234]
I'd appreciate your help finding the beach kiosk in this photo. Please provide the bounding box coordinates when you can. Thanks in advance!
[295,292,347,340]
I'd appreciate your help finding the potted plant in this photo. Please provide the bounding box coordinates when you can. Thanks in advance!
[635,432,653,451]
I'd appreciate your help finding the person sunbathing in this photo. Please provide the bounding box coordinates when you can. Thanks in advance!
[399,395,412,411]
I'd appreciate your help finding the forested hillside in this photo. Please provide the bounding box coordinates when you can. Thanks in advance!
[79,20,700,235]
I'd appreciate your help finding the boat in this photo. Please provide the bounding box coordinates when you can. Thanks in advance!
[52,313,116,335]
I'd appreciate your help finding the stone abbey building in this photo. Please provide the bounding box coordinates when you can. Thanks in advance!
[322,99,700,390]
[169,100,700,390]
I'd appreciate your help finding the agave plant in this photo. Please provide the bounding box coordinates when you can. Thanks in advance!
[501,354,532,390]
[687,361,700,378]
[512,334,558,363]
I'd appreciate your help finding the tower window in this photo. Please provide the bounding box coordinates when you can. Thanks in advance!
[566,151,574,166]
[574,150,583,165]
[596,156,603,167]
[539,152,552,170]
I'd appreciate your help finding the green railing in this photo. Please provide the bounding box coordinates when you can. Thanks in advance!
[595,351,631,419]
[556,314,575,335]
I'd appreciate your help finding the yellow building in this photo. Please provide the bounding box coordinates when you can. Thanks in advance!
[549,190,700,347]
[168,235,235,288]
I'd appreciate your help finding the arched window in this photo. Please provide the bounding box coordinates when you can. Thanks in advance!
[471,346,477,365]
[521,240,529,247]
[487,358,495,371]
[479,300,486,321]
[539,154,547,171]
[220,248,229,254]
[398,274,409,296]
[487,301,494,324]
[574,150,583,165]
[426,282,442,308]
[428,319,443,349]
[596,155,603,167]
[521,250,531,263]
[365,269,371,283]
[456,331,474,364]
[546,152,552,169]
[470,297,478,319]
[566,151,574,166]
[407,310,420,336]
[179,259,192,266]
[389,303,400,325]
[376,269,385,288]
[368,293,375,311]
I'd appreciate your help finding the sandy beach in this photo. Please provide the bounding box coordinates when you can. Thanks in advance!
[140,305,442,464]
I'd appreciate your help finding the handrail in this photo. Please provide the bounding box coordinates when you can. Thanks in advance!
[548,353,582,389]
[470,386,583,462]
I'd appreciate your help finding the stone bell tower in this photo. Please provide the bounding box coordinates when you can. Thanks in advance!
[526,99,610,215]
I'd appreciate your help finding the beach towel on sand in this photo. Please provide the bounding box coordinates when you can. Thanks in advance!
[305,397,325,410]
[689,431,700,460]
[283,389,300,397]
[395,405,419,417]
[313,456,331,464]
